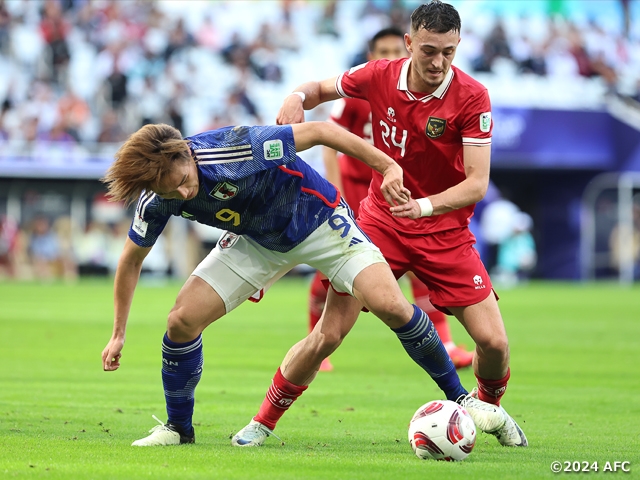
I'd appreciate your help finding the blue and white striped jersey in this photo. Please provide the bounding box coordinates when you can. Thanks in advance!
[128,125,341,253]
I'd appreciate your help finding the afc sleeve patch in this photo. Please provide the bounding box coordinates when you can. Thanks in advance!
[263,139,284,160]
[480,112,492,133]
[132,215,148,237]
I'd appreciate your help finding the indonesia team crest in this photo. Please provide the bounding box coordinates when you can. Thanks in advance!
[211,181,238,201]
[426,117,447,139]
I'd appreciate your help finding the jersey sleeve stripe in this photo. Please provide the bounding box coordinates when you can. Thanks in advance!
[197,150,253,159]
[335,73,347,98]
[197,156,254,164]
[462,137,492,145]
[136,191,156,218]
[194,145,251,153]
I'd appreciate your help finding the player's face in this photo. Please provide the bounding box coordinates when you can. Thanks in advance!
[369,35,408,61]
[154,158,200,201]
[405,28,460,93]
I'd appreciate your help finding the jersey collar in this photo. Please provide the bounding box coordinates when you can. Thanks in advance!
[397,59,454,102]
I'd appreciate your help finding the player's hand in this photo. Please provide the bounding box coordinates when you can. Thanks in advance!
[380,163,411,206]
[276,94,306,125]
[390,198,422,219]
[102,336,124,371]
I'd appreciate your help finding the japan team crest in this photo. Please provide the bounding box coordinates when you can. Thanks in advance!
[211,181,238,201]
[218,232,239,249]
[426,117,447,139]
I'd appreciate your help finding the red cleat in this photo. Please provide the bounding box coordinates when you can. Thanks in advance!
[448,346,473,369]
[319,357,334,372]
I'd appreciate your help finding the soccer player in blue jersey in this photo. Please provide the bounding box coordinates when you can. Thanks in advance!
[101,121,503,446]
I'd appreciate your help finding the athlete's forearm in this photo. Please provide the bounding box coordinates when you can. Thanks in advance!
[290,79,340,110]
[427,176,488,215]
[322,146,344,193]
[111,240,148,338]
[295,122,396,175]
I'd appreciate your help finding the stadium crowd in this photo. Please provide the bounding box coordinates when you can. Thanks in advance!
[0,0,638,145]
[0,0,638,281]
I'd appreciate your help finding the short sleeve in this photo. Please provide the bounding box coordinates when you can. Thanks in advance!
[128,192,172,248]
[335,61,378,101]
[460,90,492,147]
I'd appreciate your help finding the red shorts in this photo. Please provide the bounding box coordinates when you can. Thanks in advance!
[357,214,495,313]
[341,177,370,219]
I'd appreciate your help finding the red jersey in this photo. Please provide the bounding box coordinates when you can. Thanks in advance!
[328,97,373,183]
[336,59,492,234]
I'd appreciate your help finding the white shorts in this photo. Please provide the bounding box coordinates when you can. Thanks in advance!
[192,203,387,313]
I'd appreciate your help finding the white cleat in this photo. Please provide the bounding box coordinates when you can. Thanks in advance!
[458,388,507,433]
[493,406,528,447]
[231,419,280,447]
[131,415,195,446]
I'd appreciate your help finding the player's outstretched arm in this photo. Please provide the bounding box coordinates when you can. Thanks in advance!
[276,77,341,125]
[102,237,151,371]
[391,145,490,219]
[291,122,410,206]
[322,145,344,194]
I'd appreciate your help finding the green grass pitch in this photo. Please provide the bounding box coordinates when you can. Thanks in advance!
[1,278,639,479]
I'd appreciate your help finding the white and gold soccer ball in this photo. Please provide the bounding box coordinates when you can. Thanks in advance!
[408,400,476,461]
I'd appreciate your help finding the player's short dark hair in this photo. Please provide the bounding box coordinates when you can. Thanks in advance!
[410,1,461,35]
[102,123,192,205]
[368,26,404,53]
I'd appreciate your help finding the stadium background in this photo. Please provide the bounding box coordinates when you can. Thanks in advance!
[0,0,639,284]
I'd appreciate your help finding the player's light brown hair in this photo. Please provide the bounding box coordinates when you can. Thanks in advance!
[102,123,192,205]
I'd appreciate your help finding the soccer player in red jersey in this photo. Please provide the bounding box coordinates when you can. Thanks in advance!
[233,1,526,448]
[310,26,473,372]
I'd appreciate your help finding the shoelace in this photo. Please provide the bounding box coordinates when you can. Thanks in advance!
[245,422,282,442]
[146,414,169,433]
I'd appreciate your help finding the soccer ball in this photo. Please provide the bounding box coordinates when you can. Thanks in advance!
[408,400,476,461]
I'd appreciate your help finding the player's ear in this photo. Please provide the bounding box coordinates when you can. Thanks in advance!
[404,33,412,53]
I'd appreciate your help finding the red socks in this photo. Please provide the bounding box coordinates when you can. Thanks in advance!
[308,271,327,332]
[254,368,308,430]
[476,368,510,405]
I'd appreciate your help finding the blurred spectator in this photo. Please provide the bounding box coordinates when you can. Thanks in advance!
[52,215,78,281]
[39,0,71,85]
[494,212,537,286]
[195,15,220,50]
[609,203,640,279]
[164,18,193,60]
[75,220,109,276]
[97,109,127,143]
[57,91,91,141]
[0,215,18,278]
[28,215,61,280]
[316,0,339,38]
[0,0,10,55]
[472,21,512,73]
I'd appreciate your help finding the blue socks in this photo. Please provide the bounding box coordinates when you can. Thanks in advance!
[161,333,203,433]
[392,305,467,401]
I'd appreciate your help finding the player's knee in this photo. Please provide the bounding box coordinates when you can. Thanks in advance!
[309,326,344,357]
[368,295,411,326]
[477,335,509,360]
[166,307,198,340]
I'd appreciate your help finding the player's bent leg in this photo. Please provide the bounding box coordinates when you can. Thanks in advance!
[232,291,363,447]
[142,252,270,447]
[283,289,362,384]
[351,263,469,402]
[450,296,526,443]
[450,295,510,394]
